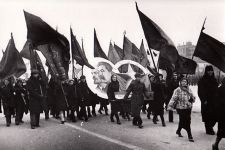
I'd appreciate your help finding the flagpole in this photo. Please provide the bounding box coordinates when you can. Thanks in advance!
[192,17,207,60]
[148,48,158,73]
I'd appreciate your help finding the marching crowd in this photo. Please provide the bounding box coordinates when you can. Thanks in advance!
[0,65,225,149]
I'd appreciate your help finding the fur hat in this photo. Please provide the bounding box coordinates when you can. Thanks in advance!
[80,75,86,79]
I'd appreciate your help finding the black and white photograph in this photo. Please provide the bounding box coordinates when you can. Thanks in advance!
[0,0,225,149]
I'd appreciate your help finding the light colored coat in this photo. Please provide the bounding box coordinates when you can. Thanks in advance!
[168,86,195,110]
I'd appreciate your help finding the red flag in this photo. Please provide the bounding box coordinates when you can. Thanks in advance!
[136,3,179,67]
[0,34,26,79]
[175,56,197,74]
[94,29,108,60]
[108,42,121,64]
[70,28,94,69]
[140,39,150,67]
[24,11,70,80]
[194,31,225,73]
[114,43,123,60]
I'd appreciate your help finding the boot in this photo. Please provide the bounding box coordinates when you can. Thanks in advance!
[92,110,97,117]
[105,109,109,116]
[110,114,115,122]
[117,120,121,125]
[212,144,219,150]
[176,130,183,137]
[87,107,92,117]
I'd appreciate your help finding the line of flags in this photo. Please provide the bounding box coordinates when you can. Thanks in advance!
[0,2,225,82]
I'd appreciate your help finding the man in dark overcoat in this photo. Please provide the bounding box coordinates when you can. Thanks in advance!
[77,76,89,121]
[0,79,16,127]
[124,73,146,128]
[14,79,28,125]
[27,69,45,129]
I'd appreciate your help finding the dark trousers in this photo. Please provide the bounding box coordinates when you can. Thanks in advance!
[168,110,174,122]
[177,109,193,138]
[133,116,142,126]
[153,114,165,124]
[99,104,108,113]
[79,104,88,120]
[15,105,24,124]
[30,113,40,127]
[4,107,14,125]
[110,113,120,122]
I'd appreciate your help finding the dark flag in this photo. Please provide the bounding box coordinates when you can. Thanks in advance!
[114,43,123,60]
[123,35,141,72]
[0,34,26,79]
[24,11,70,80]
[140,39,150,67]
[70,28,94,69]
[94,29,108,60]
[175,56,197,74]
[20,40,32,59]
[21,40,48,83]
[136,3,179,67]
[108,42,121,64]
[193,31,225,72]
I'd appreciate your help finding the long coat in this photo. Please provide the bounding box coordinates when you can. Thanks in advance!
[124,80,146,117]
[198,75,218,125]
[217,84,225,138]
[152,81,166,115]
[107,81,120,113]
[77,81,91,106]
[14,84,28,114]
[27,76,44,114]
[0,84,16,112]
[66,83,78,110]
[55,82,68,112]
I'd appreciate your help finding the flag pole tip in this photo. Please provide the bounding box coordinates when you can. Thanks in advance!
[135,2,138,10]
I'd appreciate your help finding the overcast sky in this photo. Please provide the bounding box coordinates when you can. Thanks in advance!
[0,0,225,61]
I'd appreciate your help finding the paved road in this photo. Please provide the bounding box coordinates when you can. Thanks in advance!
[0,111,225,150]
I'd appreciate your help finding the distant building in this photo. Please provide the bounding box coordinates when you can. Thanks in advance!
[177,42,203,63]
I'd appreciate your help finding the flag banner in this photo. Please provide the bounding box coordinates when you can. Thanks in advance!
[94,29,108,60]
[24,11,70,80]
[123,36,139,72]
[175,56,197,74]
[140,39,150,67]
[0,34,26,79]
[108,42,121,64]
[136,3,179,66]
[20,40,32,59]
[194,31,225,73]
[70,28,94,69]
[114,43,123,60]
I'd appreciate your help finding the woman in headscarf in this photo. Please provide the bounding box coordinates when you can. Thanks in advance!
[107,74,121,125]
[168,77,195,142]
[198,65,218,135]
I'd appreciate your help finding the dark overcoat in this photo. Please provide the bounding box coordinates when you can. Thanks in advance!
[124,80,146,117]
[107,80,120,113]
[0,84,16,114]
[66,83,78,110]
[14,84,28,114]
[152,81,166,115]
[216,84,225,138]
[198,75,218,125]
[55,82,68,112]
[77,81,91,106]
[26,76,44,114]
